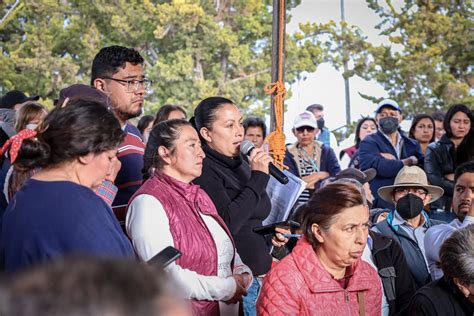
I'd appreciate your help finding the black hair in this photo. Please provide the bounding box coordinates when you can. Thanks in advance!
[454,161,474,186]
[431,110,445,122]
[354,117,377,148]
[190,96,235,142]
[137,115,155,135]
[444,104,474,166]
[409,114,436,143]
[90,46,144,85]
[15,98,124,171]
[306,104,324,113]
[243,116,267,139]
[142,119,191,180]
[153,105,187,125]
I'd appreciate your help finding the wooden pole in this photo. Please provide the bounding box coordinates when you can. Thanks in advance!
[340,0,351,125]
[270,0,286,131]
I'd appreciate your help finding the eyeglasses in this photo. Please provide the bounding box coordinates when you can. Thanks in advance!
[296,126,315,133]
[102,77,152,92]
[394,188,428,197]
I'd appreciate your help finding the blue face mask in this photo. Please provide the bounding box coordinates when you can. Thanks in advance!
[379,117,399,134]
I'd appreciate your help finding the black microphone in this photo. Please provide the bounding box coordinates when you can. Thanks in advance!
[240,140,289,184]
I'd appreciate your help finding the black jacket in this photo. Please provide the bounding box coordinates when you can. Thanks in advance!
[425,135,455,210]
[370,231,417,316]
[193,145,272,276]
[408,277,474,315]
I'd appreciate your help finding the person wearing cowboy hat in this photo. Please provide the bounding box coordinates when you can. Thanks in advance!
[372,165,444,289]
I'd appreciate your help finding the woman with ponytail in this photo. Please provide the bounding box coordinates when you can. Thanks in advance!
[191,97,288,315]
[0,98,134,273]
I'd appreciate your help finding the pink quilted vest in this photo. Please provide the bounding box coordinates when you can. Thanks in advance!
[129,171,235,316]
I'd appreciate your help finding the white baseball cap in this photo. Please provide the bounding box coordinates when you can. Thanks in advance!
[293,111,317,129]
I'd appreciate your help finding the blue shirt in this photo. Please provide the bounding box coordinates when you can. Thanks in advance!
[0,179,134,273]
[391,210,430,270]
[424,216,474,280]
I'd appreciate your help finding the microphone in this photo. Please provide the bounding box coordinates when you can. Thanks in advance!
[240,140,289,184]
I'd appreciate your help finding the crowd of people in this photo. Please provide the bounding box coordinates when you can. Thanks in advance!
[0,45,472,316]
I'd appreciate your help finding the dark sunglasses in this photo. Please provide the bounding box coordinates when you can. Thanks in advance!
[296,126,315,133]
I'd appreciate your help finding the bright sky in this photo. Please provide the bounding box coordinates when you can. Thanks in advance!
[282,0,404,143]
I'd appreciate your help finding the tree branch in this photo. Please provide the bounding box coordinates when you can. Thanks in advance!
[227,68,271,83]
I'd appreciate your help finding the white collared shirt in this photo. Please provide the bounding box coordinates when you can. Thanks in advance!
[424,216,474,280]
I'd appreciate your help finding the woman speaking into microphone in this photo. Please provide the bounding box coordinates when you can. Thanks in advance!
[192,97,287,315]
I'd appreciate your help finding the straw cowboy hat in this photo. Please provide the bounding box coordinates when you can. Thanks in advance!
[378,166,444,203]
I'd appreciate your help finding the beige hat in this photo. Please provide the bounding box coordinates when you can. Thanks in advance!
[377,166,444,203]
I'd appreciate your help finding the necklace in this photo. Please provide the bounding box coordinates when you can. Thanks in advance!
[298,144,319,172]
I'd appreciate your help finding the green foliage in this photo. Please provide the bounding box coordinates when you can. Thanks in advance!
[1,0,317,116]
[295,0,473,118]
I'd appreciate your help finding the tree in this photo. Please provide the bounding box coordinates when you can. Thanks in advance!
[1,0,322,116]
[294,0,473,117]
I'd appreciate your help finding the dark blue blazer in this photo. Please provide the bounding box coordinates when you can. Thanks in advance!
[359,130,423,209]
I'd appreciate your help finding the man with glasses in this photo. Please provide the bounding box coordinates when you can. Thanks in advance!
[284,111,340,206]
[359,99,423,210]
[424,161,474,280]
[373,166,444,289]
[91,46,149,226]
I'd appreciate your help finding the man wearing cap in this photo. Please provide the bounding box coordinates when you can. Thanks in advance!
[305,104,338,149]
[284,110,340,205]
[359,99,423,210]
[424,161,474,280]
[0,90,40,146]
[373,166,444,289]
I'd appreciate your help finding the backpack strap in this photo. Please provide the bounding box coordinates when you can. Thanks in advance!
[357,291,366,316]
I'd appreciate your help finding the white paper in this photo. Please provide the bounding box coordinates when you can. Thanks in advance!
[263,170,306,225]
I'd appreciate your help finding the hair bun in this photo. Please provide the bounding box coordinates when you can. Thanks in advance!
[14,138,50,171]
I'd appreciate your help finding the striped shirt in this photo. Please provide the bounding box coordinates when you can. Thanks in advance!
[295,150,318,205]
[113,123,145,225]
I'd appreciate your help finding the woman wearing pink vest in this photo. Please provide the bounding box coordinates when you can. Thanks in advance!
[126,119,252,316]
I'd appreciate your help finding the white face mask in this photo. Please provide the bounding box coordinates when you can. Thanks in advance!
[25,123,38,130]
